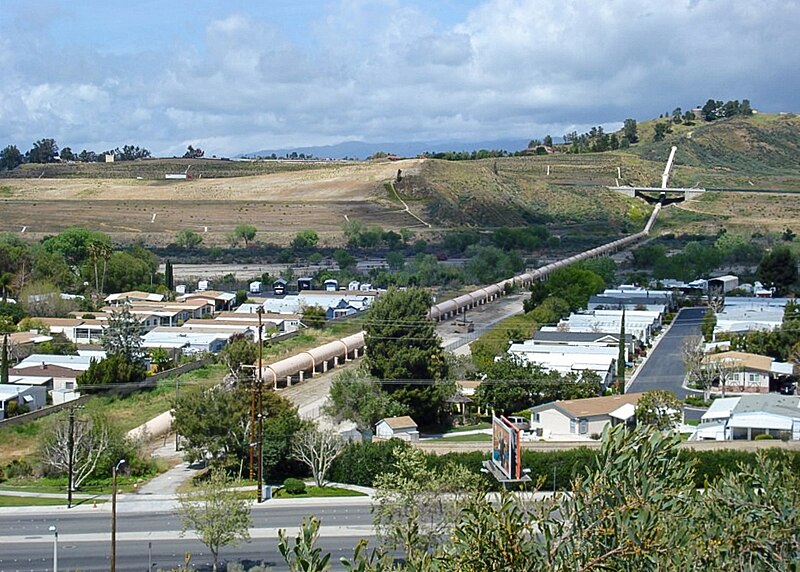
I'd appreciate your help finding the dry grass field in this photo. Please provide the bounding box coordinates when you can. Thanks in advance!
[0,159,430,245]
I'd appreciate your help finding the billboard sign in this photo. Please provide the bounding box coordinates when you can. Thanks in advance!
[491,416,521,480]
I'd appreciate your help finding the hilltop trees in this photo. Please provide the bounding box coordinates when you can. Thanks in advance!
[701,98,753,121]
[0,145,23,170]
[622,118,639,144]
[26,138,59,163]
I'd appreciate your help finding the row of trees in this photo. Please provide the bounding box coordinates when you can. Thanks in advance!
[0,139,151,170]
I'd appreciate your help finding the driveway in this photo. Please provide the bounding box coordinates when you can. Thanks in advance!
[627,307,706,399]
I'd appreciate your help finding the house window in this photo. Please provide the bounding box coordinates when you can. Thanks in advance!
[579,419,588,434]
[748,374,758,383]
[570,419,577,433]
[532,413,540,423]
[65,382,74,389]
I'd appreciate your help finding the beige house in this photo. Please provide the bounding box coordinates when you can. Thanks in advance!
[704,351,794,394]
[375,416,419,441]
[530,393,644,439]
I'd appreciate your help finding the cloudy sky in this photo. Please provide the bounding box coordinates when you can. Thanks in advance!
[1,0,798,157]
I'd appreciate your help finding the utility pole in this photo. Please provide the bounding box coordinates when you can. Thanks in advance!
[175,377,180,451]
[256,306,264,503]
[67,407,75,509]
[110,459,126,572]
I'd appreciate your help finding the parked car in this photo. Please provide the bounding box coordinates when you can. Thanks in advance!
[779,382,797,395]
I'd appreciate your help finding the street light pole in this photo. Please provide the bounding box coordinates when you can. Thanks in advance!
[48,525,57,572]
[110,459,126,572]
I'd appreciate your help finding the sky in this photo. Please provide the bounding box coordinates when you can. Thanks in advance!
[1,0,798,157]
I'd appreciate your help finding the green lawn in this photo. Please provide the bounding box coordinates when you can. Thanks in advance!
[273,485,366,498]
[0,495,73,507]
[437,433,492,443]
[445,422,491,434]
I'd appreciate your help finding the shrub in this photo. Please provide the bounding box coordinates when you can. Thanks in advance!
[4,459,34,479]
[283,478,306,495]
[754,433,774,440]
[328,439,409,486]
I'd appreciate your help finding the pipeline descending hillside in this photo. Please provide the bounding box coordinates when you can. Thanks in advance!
[262,203,662,387]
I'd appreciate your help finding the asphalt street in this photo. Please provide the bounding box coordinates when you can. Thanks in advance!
[0,500,375,572]
[627,306,706,399]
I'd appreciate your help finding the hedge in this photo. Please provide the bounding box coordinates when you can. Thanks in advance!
[327,439,800,491]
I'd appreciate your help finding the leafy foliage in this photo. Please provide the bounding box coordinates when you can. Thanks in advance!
[77,354,146,388]
[101,306,145,365]
[280,425,800,571]
[364,287,452,425]
[324,367,405,439]
[475,356,602,415]
[635,389,683,430]
[172,383,307,479]
[178,468,252,572]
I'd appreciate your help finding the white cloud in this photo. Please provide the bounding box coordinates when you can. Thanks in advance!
[0,0,797,156]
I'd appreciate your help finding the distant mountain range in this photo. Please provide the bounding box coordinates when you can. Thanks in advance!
[241,138,532,160]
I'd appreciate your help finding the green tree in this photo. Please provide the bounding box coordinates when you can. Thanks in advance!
[364,287,450,425]
[175,229,203,248]
[76,354,146,388]
[234,224,257,247]
[164,259,174,291]
[635,390,682,430]
[0,145,23,170]
[475,356,601,415]
[544,266,604,311]
[292,229,319,250]
[149,347,173,373]
[218,336,257,379]
[323,367,405,440]
[173,383,306,478]
[301,305,327,328]
[334,249,356,271]
[102,306,144,365]
[653,122,671,141]
[1,333,8,385]
[43,227,111,266]
[702,99,724,121]
[372,447,483,565]
[98,252,154,293]
[177,468,252,572]
[0,272,13,303]
[622,118,639,143]
[757,246,798,295]
[26,138,59,163]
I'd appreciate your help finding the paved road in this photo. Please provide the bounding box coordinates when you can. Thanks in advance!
[0,500,374,572]
[627,307,706,398]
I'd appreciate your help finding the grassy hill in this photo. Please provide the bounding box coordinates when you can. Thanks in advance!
[631,113,800,189]
[1,114,798,244]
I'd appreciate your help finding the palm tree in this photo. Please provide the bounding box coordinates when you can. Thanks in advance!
[0,272,13,303]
